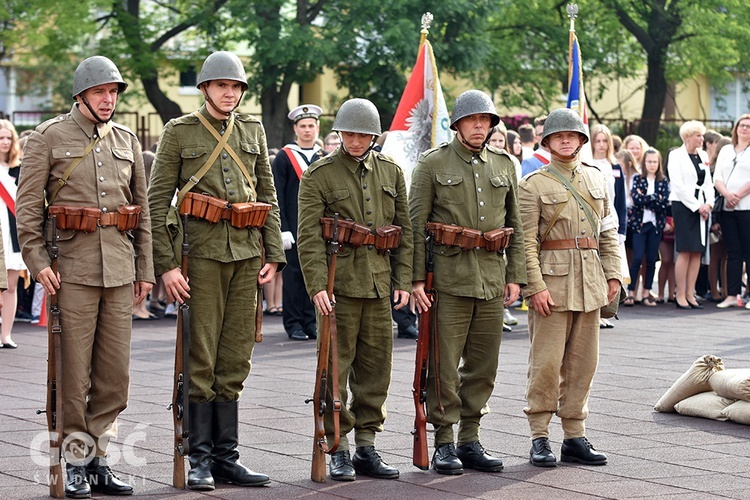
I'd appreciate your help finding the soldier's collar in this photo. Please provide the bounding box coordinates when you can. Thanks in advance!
[198,104,227,127]
[337,148,372,174]
[71,104,98,139]
[449,136,487,165]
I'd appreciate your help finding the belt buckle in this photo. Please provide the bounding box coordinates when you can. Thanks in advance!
[574,236,584,250]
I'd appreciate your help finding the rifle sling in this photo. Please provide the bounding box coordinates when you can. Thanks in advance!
[539,166,600,242]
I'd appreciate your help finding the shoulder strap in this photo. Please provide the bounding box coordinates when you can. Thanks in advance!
[47,122,112,206]
[194,112,258,201]
[539,166,599,240]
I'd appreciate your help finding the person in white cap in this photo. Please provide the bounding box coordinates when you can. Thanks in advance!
[272,104,324,340]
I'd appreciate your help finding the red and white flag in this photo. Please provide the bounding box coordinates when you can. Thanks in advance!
[382,33,451,187]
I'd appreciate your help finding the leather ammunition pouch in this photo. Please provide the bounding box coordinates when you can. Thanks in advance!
[426,222,514,252]
[48,204,142,233]
[321,217,402,252]
[179,192,270,228]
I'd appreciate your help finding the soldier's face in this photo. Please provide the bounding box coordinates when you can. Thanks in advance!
[205,79,244,114]
[341,132,374,157]
[547,131,582,157]
[456,114,492,151]
[294,118,319,146]
[77,83,119,122]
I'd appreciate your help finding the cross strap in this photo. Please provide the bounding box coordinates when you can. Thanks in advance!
[539,165,600,241]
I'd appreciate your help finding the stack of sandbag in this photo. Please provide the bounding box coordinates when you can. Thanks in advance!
[654,355,750,425]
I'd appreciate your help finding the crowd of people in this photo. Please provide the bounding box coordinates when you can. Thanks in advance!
[2,49,748,497]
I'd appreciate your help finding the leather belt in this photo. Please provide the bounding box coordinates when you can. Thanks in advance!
[540,236,598,250]
[426,222,514,252]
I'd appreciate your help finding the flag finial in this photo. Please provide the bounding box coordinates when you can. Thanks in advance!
[421,12,433,34]
[566,4,578,20]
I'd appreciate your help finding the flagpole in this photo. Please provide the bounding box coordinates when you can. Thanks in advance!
[420,12,433,48]
[566,4,577,87]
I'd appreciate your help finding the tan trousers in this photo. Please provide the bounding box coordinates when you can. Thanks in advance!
[188,257,260,402]
[322,295,393,450]
[525,308,599,440]
[427,292,504,446]
[57,283,133,459]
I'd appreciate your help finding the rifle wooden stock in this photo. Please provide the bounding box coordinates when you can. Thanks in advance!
[44,215,64,497]
[310,213,342,483]
[171,214,190,488]
[412,232,435,470]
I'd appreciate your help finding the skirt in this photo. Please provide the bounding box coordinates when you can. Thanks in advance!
[672,201,706,253]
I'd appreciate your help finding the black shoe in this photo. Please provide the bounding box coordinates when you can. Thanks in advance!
[560,437,607,465]
[187,463,215,491]
[211,401,270,486]
[352,446,399,479]
[456,441,503,472]
[65,464,91,499]
[306,328,318,340]
[329,450,356,481]
[188,402,215,491]
[529,437,557,467]
[688,301,704,309]
[397,325,418,339]
[432,443,463,475]
[86,457,133,495]
[288,329,309,341]
[675,301,692,310]
[211,461,270,486]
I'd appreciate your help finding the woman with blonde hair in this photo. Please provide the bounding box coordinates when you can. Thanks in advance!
[622,134,649,171]
[667,120,712,309]
[0,119,25,348]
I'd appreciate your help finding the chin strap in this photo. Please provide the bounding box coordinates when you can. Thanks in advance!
[456,128,490,152]
[79,97,112,124]
[340,133,377,162]
[201,85,245,117]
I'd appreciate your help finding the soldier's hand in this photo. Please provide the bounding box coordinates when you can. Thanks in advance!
[313,290,335,316]
[412,281,432,313]
[133,281,154,306]
[162,267,190,303]
[529,289,554,317]
[392,290,410,310]
[503,283,521,307]
[37,267,61,296]
[606,279,621,303]
[258,262,278,285]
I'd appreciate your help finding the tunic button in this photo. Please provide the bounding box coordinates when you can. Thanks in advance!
[363,184,367,189]
[549,269,554,274]
[97,162,103,167]
[584,255,588,260]
[552,198,557,203]
[367,245,373,250]
[366,210,372,215]
[480,216,485,221]
[475,173,479,178]
[99,176,104,182]
[472,158,478,165]
[229,190,235,195]
[66,151,71,156]
[477,187,482,193]
[101,207,108,213]
[95,147,101,153]
[223,167,230,172]
[192,153,196,157]
[365,197,371,201]
[220,129,225,136]
[101,192,106,197]
[479,201,485,207]
[367,222,373,227]
[581,217,586,221]
[223,153,228,159]
[225,178,231,184]
[447,179,452,184]
[581,229,586,234]
[334,195,339,200]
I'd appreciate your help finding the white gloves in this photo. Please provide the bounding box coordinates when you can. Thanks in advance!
[282,231,295,251]
[618,233,627,245]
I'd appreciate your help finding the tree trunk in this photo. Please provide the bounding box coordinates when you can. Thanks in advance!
[142,76,183,124]
[260,87,293,150]
[637,51,668,146]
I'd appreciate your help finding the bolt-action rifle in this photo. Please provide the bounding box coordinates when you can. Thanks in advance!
[307,213,342,483]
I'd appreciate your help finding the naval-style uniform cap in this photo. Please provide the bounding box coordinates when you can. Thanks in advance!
[288,104,322,123]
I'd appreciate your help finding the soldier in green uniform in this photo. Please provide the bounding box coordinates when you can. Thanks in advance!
[410,90,526,475]
[519,108,622,467]
[17,56,154,497]
[297,98,413,481]
[148,51,285,490]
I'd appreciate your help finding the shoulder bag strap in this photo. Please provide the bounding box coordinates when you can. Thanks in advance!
[540,166,600,241]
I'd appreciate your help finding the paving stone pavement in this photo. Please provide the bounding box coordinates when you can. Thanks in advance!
[1,300,749,499]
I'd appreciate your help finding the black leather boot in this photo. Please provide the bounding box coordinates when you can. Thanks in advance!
[65,463,91,499]
[329,450,356,481]
[456,441,503,472]
[529,437,557,467]
[432,443,463,475]
[187,402,215,491]
[86,457,133,495]
[211,401,270,486]
[561,437,607,465]
[352,446,399,479]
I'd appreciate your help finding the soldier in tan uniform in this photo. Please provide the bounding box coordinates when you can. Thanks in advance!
[410,90,526,475]
[148,51,284,490]
[17,56,154,497]
[519,108,622,467]
[297,98,413,481]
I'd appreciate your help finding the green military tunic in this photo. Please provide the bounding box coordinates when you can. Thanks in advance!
[148,104,285,402]
[519,158,622,439]
[297,147,413,449]
[409,137,526,446]
[17,103,154,456]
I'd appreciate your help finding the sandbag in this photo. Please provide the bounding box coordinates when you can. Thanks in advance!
[673,392,734,421]
[721,400,750,425]
[654,355,724,412]
[709,369,750,402]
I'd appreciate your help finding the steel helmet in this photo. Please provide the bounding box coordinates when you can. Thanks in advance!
[72,56,127,99]
[332,98,381,136]
[450,90,500,130]
[196,51,248,91]
[540,108,589,146]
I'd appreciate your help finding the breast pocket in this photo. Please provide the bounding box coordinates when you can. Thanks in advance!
[112,147,134,183]
[490,175,510,207]
[179,145,209,182]
[540,190,571,226]
[51,146,86,181]
[381,185,397,221]
[324,188,351,212]
[435,173,463,205]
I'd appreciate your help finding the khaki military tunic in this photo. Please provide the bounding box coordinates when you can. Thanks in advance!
[519,159,621,439]
[297,147,413,449]
[17,103,154,456]
[409,137,526,446]
[148,104,285,402]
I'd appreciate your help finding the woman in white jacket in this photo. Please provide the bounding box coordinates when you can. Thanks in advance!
[667,120,713,309]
